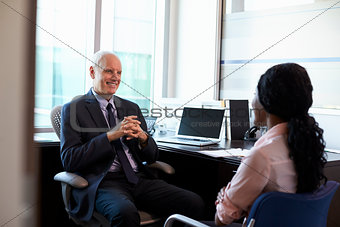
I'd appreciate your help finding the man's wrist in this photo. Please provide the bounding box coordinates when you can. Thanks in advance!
[139,131,149,146]
[107,130,122,142]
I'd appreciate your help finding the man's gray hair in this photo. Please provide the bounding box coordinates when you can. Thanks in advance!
[91,50,117,69]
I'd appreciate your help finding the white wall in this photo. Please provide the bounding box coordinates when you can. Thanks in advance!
[0,0,37,226]
[167,0,221,101]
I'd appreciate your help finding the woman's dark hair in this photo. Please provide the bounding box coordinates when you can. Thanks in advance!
[257,63,327,193]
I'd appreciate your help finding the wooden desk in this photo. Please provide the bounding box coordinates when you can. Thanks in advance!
[36,133,340,226]
[155,139,254,219]
[35,139,77,227]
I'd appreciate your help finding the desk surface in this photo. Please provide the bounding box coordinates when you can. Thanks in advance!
[35,131,340,163]
[156,140,254,166]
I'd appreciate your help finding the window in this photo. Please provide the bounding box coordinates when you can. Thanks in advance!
[244,0,314,11]
[101,0,157,110]
[220,0,340,109]
[35,0,163,129]
[220,0,340,149]
[35,0,94,128]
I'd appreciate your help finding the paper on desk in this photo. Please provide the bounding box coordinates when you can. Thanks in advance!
[196,148,251,158]
[325,148,340,154]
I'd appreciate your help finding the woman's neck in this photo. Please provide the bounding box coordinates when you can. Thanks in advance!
[266,114,285,130]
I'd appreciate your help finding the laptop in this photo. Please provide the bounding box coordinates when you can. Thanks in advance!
[156,107,225,146]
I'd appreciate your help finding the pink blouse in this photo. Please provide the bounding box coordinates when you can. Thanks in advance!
[216,123,297,225]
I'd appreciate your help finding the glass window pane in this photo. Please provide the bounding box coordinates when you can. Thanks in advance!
[220,1,340,109]
[35,0,92,128]
[101,0,156,112]
[244,0,314,11]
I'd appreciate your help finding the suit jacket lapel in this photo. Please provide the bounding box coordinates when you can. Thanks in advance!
[84,89,109,129]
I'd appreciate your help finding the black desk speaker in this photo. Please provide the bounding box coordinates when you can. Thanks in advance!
[228,100,250,140]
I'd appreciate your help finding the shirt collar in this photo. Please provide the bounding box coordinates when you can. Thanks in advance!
[91,88,116,110]
[254,122,288,147]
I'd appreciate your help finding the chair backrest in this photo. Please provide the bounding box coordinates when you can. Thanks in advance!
[246,181,339,227]
[50,105,63,139]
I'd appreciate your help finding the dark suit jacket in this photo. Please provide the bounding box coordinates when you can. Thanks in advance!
[60,90,159,221]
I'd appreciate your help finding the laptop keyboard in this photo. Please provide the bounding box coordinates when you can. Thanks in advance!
[156,136,218,146]
[177,137,210,142]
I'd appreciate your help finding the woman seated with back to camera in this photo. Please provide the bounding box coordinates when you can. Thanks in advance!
[214,63,327,226]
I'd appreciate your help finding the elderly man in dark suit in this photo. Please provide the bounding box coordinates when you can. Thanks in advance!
[60,50,204,226]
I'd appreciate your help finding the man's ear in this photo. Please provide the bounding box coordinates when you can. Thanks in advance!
[89,66,95,79]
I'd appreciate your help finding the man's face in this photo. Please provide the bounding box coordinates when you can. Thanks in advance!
[90,54,122,97]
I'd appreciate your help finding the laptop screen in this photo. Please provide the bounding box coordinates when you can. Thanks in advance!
[177,107,225,139]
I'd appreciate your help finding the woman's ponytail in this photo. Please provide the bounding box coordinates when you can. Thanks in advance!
[287,115,327,193]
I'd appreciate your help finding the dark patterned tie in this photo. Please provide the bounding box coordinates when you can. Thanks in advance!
[106,103,139,184]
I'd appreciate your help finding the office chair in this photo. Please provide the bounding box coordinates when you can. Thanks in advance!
[163,181,339,227]
[51,105,175,226]
[245,180,339,227]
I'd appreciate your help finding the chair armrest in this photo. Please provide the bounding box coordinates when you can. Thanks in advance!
[164,214,209,227]
[147,161,175,175]
[54,171,88,189]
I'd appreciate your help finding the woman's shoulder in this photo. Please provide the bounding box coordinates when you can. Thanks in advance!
[250,133,290,164]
